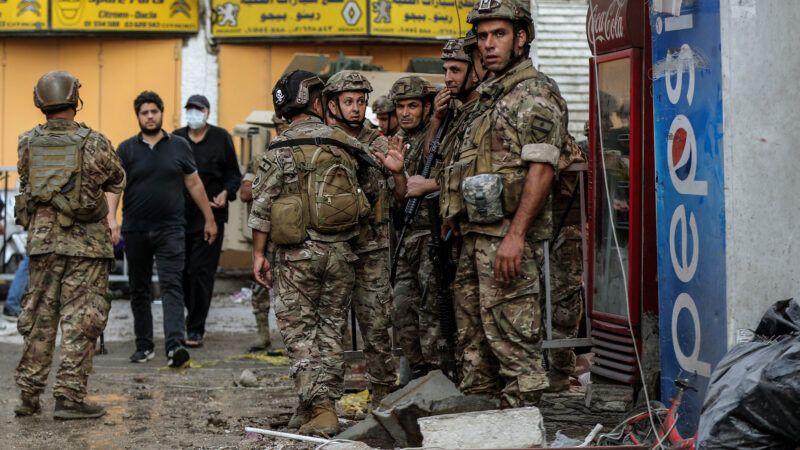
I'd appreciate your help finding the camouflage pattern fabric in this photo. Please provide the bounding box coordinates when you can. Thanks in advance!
[17,119,125,258]
[347,126,395,388]
[547,224,583,384]
[454,234,547,407]
[397,122,435,230]
[273,240,356,406]
[14,118,122,403]
[393,231,440,371]
[16,254,111,402]
[248,116,365,243]
[447,59,570,407]
[251,286,272,348]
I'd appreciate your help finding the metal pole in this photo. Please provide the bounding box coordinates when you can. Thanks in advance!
[579,171,591,339]
[543,239,553,341]
[244,426,330,444]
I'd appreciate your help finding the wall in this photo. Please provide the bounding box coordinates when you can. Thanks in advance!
[721,0,800,346]
[216,42,442,134]
[0,38,182,169]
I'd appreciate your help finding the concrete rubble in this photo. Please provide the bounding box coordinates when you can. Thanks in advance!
[418,406,545,449]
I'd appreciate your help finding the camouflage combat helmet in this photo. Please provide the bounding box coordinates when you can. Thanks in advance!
[372,96,394,115]
[463,29,478,53]
[388,76,436,103]
[323,70,373,96]
[34,70,81,112]
[272,70,325,120]
[467,0,535,43]
[441,38,471,63]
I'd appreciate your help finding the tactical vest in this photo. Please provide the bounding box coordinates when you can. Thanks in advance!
[21,124,108,227]
[267,137,370,245]
[440,64,539,223]
[357,127,390,224]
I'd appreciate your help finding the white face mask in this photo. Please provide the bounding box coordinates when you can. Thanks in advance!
[186,109,207,130]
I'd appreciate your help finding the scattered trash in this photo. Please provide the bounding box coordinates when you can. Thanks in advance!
[233,352,290,366]
[549,431,583,447]
[230,287,253,304]
[238,369,259,388]
[697,299,800,449]
[339,389,370,416]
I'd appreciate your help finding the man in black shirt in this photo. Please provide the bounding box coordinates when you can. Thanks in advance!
[173,94,242,347]
[107,91,218,368]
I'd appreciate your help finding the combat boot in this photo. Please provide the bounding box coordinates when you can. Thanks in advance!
[287,403,311,429]
[298,401,339,437]
[544,376,571,393]
[53,397,106,420]
[370,384,392,409]
[14,393,41,416]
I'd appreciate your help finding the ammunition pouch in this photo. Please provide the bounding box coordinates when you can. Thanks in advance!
[462,173,504,224]
[271,194,307,245]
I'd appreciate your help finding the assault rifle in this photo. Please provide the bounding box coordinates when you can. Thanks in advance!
[389,110,453,285]
[426,191,459,383]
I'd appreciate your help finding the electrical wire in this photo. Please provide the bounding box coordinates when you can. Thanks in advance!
[586,1,664,447]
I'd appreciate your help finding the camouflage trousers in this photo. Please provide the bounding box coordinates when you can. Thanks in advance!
[547,226,584,383]
[352,248,396,387]
[273,240,355,407]
[15,254,111,402]
[251,285,271,347]
[393,231,440,372]
[454,234,547,408]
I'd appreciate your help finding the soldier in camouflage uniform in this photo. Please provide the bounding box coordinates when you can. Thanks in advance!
[384,76,440,379]
[323,71,396,406]
[546,138,586,391]
[372,96,399,138]
[249,70,372,436]
[437,0,571,407]
[240,157,272,352]
[14,71,126,419]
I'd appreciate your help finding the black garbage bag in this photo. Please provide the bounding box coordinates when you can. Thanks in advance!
[696,299,800,449]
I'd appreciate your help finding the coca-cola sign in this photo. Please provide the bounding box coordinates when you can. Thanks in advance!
[587,0,645,54]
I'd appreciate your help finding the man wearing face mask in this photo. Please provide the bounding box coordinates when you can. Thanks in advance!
[173,95,242,348]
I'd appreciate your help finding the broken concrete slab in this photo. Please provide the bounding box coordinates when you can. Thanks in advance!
[335,415,394,449]
[418,407,546,449]
[238,369,259,388]
[372,370,462,447]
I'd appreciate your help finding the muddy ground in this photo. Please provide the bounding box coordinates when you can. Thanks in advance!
[0,278,624,449]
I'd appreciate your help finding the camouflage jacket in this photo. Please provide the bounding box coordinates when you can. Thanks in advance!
[349,126,391,254]
[18,119,125,258]
[397,121,434,231]
[459,59,568,240]
[247,116,367,243]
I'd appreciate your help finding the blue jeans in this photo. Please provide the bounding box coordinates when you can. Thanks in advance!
[4,255,29,314]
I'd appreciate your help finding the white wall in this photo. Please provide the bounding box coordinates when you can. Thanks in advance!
[180,17,220,128]
[721,0,800,346]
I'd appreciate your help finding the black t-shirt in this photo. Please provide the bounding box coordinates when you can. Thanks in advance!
[117,132,197,233]
[173,125,242,232]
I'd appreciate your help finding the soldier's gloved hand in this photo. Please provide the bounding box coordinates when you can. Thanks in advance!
[204,220,218,244]
[253,253,273,288]
[495,232,524,283]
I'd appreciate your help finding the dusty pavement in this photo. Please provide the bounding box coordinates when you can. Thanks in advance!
[0,277,624,449]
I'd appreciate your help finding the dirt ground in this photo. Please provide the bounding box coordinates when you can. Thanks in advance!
[0,280,624,449]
